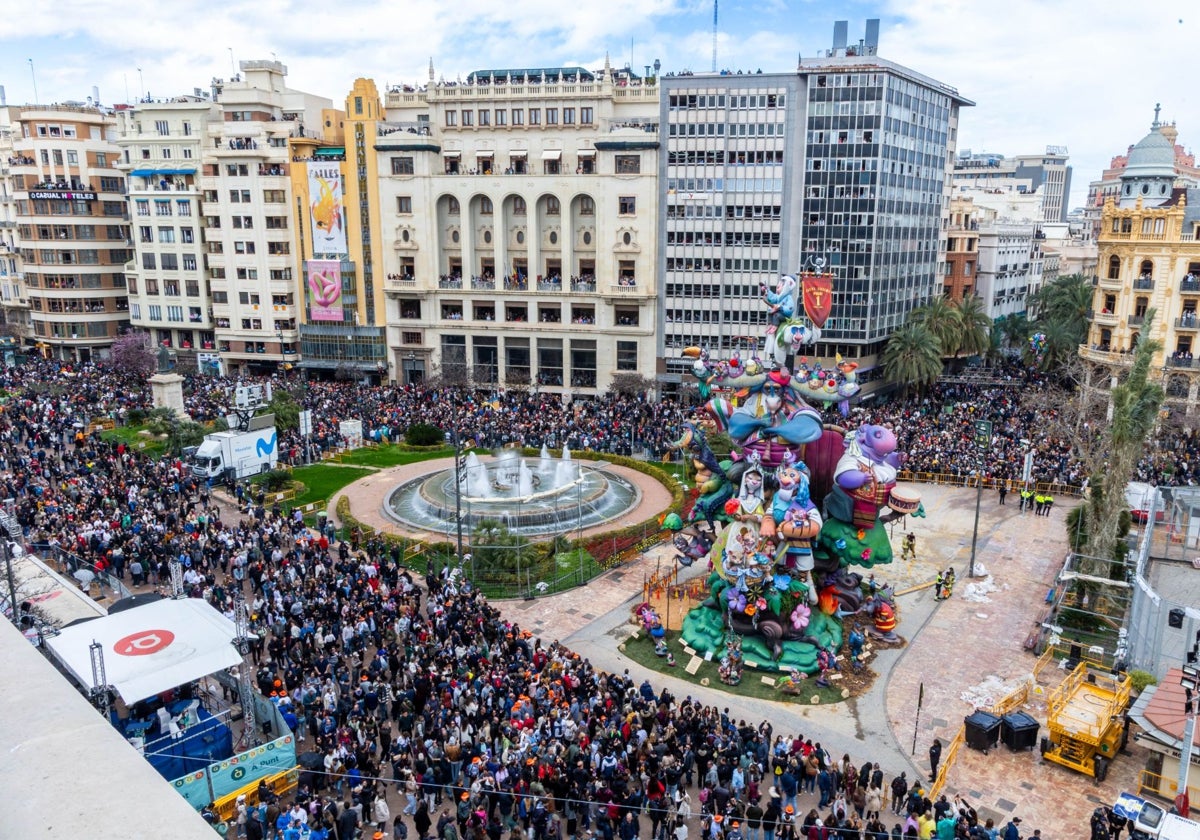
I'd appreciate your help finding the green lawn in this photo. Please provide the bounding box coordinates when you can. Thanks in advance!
[287,464,374,509]
[336,445,454,468]
[101,424,167,457]
[621,627,852,706]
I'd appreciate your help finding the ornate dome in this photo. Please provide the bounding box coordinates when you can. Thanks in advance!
[1124,116,1177,179]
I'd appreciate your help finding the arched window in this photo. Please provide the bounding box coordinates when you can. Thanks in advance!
[446,196,460,215]
[1107,255,1120,280]
[1140,259,1154,278]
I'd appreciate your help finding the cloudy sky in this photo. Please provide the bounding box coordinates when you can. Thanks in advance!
[2,0,1194,208]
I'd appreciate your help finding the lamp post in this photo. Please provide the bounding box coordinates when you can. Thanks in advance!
[1179,650,1200,815]
[452,427,466,576]
[968,419,992,579]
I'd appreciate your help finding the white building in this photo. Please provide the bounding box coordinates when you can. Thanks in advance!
[116,95,220,371]
[953,147,1072,223]
[378,62,660,393]
[0,109,29,337]
[200,62,332,376]
[973,211,1042,320]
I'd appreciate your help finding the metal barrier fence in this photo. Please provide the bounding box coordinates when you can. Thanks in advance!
[1139,769,1200,811]
[1125,491,1200,681]
[897,471,1084,498]
[930,678,1034,799]
[32,543,132,601]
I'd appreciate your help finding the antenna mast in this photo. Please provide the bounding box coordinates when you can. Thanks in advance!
[712,0,718,73]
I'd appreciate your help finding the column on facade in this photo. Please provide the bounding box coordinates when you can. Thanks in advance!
[560,189,574,283]
[528,191,541,285]
[494,190,508,285]
[459,194,473,281]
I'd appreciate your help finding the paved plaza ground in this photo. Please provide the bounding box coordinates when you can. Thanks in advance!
[335,471,1146,837]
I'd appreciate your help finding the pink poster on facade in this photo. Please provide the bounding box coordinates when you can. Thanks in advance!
[307,260,343,321]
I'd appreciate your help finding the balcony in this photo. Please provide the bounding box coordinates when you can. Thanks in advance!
[1166,354,1200,370]
[1079,344,1134,366]
[1097,274,1122,289]
[1176,316,1200,331]
[438,278,464,290]
[1128,314,1146,327]
[1090,309,1118,325]
[1133,277,1155,291]
[1181,277,1200,294]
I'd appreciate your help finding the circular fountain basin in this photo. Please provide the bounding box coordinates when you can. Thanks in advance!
[383,452,642,538]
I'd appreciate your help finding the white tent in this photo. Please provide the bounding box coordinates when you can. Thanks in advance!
[46,598,240,704]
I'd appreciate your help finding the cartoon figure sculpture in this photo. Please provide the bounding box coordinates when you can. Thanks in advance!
[718,634,744,685]
[762,274,798,334]
[676,266,916,676]
[847,625,865,669]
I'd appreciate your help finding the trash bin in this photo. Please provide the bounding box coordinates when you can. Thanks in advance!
[964,710,1002,753]
[1000,711,1040,751]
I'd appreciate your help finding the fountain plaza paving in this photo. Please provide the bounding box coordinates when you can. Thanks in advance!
[334,465,1153,836]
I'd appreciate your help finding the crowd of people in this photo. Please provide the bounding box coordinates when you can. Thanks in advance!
[0,354,1151,839]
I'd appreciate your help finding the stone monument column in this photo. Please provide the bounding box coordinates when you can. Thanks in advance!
[149,345,186,415]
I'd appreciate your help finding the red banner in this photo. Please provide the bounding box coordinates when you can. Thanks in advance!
[801,273,834,328]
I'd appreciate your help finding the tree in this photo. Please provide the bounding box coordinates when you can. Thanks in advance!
[1082,315,1164,565]
[999,313,1031,352]
[110,332,157,380]
[911,297,962,358]
[609,372,656,398]
[882,321,943,394]
[953,295,992,358]
[262,388,299,432]
[1029,273,1092,373]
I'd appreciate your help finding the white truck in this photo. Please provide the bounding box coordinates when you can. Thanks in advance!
[1114,792,1200,840]
[190,428,279,484]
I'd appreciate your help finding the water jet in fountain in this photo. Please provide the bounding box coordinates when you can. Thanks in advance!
[384,447,642,537]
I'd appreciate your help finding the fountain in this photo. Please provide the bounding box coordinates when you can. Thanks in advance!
[384,446,643,537]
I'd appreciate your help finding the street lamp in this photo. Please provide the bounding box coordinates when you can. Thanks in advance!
[452,427,466,575]
[1177,643,1200,815]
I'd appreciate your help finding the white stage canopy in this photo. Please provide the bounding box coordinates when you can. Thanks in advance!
[46,598,240,704]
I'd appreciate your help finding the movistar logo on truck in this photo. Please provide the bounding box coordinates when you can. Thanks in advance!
[256,432,278,457]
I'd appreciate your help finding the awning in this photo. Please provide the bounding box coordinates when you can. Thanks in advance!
[510,151,528,158]
[577,149,596,157]
[541,150,562,161]
[45,598,241,704]
[313,147,345,157]
[443,151,461,158]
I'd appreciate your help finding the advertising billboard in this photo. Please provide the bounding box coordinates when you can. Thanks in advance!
[306,162,347,256]
[307,260,343,322]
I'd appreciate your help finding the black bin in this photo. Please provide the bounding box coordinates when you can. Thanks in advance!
[964,710,1002,753]
[1000,711,1040,751]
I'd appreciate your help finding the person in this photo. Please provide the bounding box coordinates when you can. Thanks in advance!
[928,740,942,782]
[889,773,907,815]
[902,533,917,562]
[1003,818,1021,840]
[338,801,361,840]
[998,483,1007,506]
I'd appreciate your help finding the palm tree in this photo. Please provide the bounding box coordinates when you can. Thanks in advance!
[999,313,1031,351]
[954,295,992,358]
[1082,316,1164,567]
[912,297,963,358]
[882,321,943,394]
[1031,319,1081,372]
[1032,274,1091,339]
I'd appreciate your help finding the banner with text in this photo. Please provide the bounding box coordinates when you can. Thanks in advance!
[307,260,344,322]
[171,769,214,809]
[306,162,348,256]
[208,734,297,801]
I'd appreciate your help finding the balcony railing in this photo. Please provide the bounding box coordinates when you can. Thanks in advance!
[1181,278,1200,293]
[1176,316,1200,330]
[1090,310,1118,325]
[1078,344,1135,366]
[1128,314,1146,327]
[438,278,463,290]
[1166,355,1200,369]
[1098,274,1122,287]
[1133,277,1155,290]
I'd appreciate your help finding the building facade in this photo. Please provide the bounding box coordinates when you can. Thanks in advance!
[659,20,970,387]
[943,196,979,301]
[1081,115,1200,414]
[1084,106,1200,239]
[200,61,332,377]
[0,109,29,338]
[7,104,130,361]
[953,148,1072,222]
[116,96,219,371]
[378,62,660,394]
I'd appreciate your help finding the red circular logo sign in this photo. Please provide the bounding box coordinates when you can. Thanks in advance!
[113,629,176,656]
